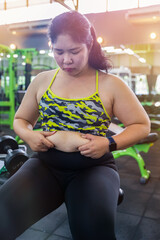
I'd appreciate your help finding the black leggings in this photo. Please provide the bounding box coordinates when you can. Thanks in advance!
[0,149,120,240]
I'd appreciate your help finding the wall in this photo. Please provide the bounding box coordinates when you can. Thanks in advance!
[0,5,160,74]
[87,9,160,46]
[0,6,160,48]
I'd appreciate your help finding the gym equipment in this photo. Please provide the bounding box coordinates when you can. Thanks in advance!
[118,188,124,205]
[0,44,15,129]
[113,133,158,184]
[108,123,159,184]
[0,46,58,130]
[0,135,28,175]
[136,94,160,132]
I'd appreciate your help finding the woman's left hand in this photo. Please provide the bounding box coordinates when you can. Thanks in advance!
[78,134,109,159]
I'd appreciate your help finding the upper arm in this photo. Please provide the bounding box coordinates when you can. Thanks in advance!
[111,76,150,127]
[14,75,41,126]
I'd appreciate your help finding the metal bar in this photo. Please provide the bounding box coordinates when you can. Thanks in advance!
[4,0,7,10]
[54,0,73,11]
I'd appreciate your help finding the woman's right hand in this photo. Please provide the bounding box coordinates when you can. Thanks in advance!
[26,131,56,152]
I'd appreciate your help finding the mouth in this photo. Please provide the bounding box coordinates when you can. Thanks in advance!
[63,68,74,72]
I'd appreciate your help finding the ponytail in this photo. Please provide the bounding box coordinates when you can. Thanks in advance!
[88,26,112,73]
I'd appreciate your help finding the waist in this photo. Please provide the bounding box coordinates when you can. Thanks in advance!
[42,125,108,137]
[38,148,117,171]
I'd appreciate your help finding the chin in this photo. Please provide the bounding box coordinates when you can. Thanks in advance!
[64,68,79,75]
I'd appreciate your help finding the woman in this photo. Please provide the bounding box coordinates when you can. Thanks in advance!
[0,11,150,240]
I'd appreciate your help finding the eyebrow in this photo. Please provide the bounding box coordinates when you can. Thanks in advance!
[53,48,63,51]
[53,47,81,51]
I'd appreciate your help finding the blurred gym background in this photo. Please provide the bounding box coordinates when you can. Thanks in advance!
[0,0,160,131]
[0,1,160,239]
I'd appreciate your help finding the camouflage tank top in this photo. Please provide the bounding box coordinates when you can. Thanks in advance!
[39,69,111,137]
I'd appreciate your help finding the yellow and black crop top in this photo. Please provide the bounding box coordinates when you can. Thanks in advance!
[39,69,111,137]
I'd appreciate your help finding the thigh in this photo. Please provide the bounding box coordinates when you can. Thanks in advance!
[0,156,64,240]
[65,166,120,240]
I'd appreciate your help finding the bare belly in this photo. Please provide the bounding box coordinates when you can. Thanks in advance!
[47,131,90,152]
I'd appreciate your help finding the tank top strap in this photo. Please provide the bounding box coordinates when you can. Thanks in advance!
[96,70,99,93]
[48,68,60,89]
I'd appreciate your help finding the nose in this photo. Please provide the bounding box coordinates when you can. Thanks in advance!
[63,53,73,65]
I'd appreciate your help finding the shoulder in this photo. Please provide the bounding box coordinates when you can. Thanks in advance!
[33,69,59,101]
[99,70,123,81]
[98,70,128,90]
[32,69,58,85]
[27,69,58,92]
[25,69,58,100]
[98,70,135,104]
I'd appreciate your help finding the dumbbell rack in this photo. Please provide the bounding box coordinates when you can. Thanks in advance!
[0,155,7,174]
[0,145,27,175]
[0,154,9,185]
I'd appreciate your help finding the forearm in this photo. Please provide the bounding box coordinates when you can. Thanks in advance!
[13,118,34,144]
[111,123,150,150]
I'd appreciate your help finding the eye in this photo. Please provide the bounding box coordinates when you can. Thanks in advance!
[56,51,64,55]
[71,51,80,55]
[54,49,64,55]
[71,50,81,55]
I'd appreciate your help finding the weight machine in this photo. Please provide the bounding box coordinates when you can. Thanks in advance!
[0,46,58,129]
[0,44,15,129]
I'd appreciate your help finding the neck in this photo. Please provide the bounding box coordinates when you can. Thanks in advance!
[59,65,95,80]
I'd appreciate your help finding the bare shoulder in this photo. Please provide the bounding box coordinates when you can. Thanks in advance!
[31,69,58,86]
[29,69,58,101]
[99,71,127,87]
[99,70,134,96]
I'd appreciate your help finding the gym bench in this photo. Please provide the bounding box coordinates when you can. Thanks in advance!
[108,123,159,184]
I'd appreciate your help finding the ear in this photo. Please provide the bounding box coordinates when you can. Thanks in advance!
[88,39,93,53]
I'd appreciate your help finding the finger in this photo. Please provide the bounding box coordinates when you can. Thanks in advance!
[42,138,54,148]
[78,142,92,151]
[80,151,90,157]
[34,144,49,152]
[84,134,95,140]
[78,145,88,151]
[80,133,86,138]
[42,131,57,136]
[80,149,91,156]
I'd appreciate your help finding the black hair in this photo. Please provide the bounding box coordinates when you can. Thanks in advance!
[48,11,111,72]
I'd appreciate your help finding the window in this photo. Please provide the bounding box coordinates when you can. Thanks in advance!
[108,0,138,11]
[139,0,160,7]
[108,0,160,11]
[78,0,107,14]
[155,75,160,94]
[0,0,51,10]
[28,0,51,6]
[5,0,26,9]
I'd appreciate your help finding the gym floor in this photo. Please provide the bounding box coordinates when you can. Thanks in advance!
[0,126,160,240]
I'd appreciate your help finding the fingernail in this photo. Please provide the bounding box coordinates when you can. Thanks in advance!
[81,134,86,138]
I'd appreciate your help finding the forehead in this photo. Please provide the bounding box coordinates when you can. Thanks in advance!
[53,34,85,49]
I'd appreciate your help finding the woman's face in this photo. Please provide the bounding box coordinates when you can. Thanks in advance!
[52,34,90,76]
